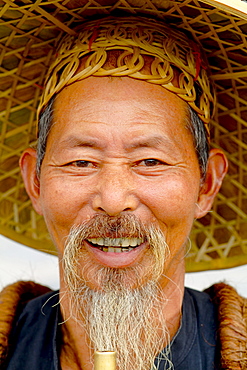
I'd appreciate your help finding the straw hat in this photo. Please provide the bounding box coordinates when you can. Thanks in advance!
[1,0,247,272]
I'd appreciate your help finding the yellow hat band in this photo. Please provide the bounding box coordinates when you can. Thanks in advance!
[39,16,216,136]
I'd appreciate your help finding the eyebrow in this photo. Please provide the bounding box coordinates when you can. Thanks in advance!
[124,136,177,152]
[60,136,106,150]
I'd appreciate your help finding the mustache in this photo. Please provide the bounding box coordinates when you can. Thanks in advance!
[69,214,149,240]
[63,213,169,286]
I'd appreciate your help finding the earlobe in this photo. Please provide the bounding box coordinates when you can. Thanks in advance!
[19,148,43,215]
[195,148,228,219]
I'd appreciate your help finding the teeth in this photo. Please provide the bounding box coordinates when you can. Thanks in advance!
[129,239,139,246]
[121,239,131,247]
[90,238,104,246]
[87,237,144,252]
[100,246,134,253]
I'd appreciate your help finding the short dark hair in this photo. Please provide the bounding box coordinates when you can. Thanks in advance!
[186,106,209,180]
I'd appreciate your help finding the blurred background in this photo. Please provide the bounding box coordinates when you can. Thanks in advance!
[1,234,247,296]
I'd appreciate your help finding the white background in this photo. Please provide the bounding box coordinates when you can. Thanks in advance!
[1,234,247,296]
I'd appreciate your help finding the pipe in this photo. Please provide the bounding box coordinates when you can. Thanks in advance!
[94,351,116,370]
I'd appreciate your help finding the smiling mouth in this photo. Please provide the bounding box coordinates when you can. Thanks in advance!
[86,237,145,253]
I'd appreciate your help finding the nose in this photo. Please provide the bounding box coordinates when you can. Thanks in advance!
[92,166,139,216]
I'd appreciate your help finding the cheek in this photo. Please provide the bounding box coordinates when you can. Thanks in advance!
[39,177,90,233]
[141,176,199,237]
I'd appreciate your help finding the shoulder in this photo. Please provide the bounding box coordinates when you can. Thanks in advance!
[184,283,247,369]
[14,289,59,330]
[18,289,59,317]
[166,287,218,369]
[0,281,58,370]
[185,286,213,302]
[184,287,218,350]
[184,286,216,316]
[6,289,59,369]
[183,286,218,344]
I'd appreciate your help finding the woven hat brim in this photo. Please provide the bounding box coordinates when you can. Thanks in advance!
[1,0,247,271]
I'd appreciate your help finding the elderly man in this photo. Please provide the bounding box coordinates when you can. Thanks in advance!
[1,2,246,369]
[3,15,228,370]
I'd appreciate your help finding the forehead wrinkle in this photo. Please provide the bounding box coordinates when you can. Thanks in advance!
[73,96,169,121]
[58,135,107,150]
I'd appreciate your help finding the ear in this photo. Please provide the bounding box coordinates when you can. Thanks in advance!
[19,148,43,215]
[195,148,228,219]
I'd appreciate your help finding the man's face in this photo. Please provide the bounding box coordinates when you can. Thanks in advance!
[36,76,202,289]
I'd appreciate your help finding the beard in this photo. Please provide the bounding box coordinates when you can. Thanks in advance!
[62,214,174,370]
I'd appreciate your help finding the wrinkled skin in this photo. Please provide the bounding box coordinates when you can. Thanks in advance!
[20,76,228,369]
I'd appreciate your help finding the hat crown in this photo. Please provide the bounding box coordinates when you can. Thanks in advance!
[39,15,215,133]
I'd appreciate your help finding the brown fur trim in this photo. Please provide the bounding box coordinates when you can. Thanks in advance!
[206,283,247,369]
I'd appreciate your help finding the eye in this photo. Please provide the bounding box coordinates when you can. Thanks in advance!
[140,159,164,167]
[66,160,96,168]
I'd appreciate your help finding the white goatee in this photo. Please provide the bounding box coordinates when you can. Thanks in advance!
[62,215,174,370]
